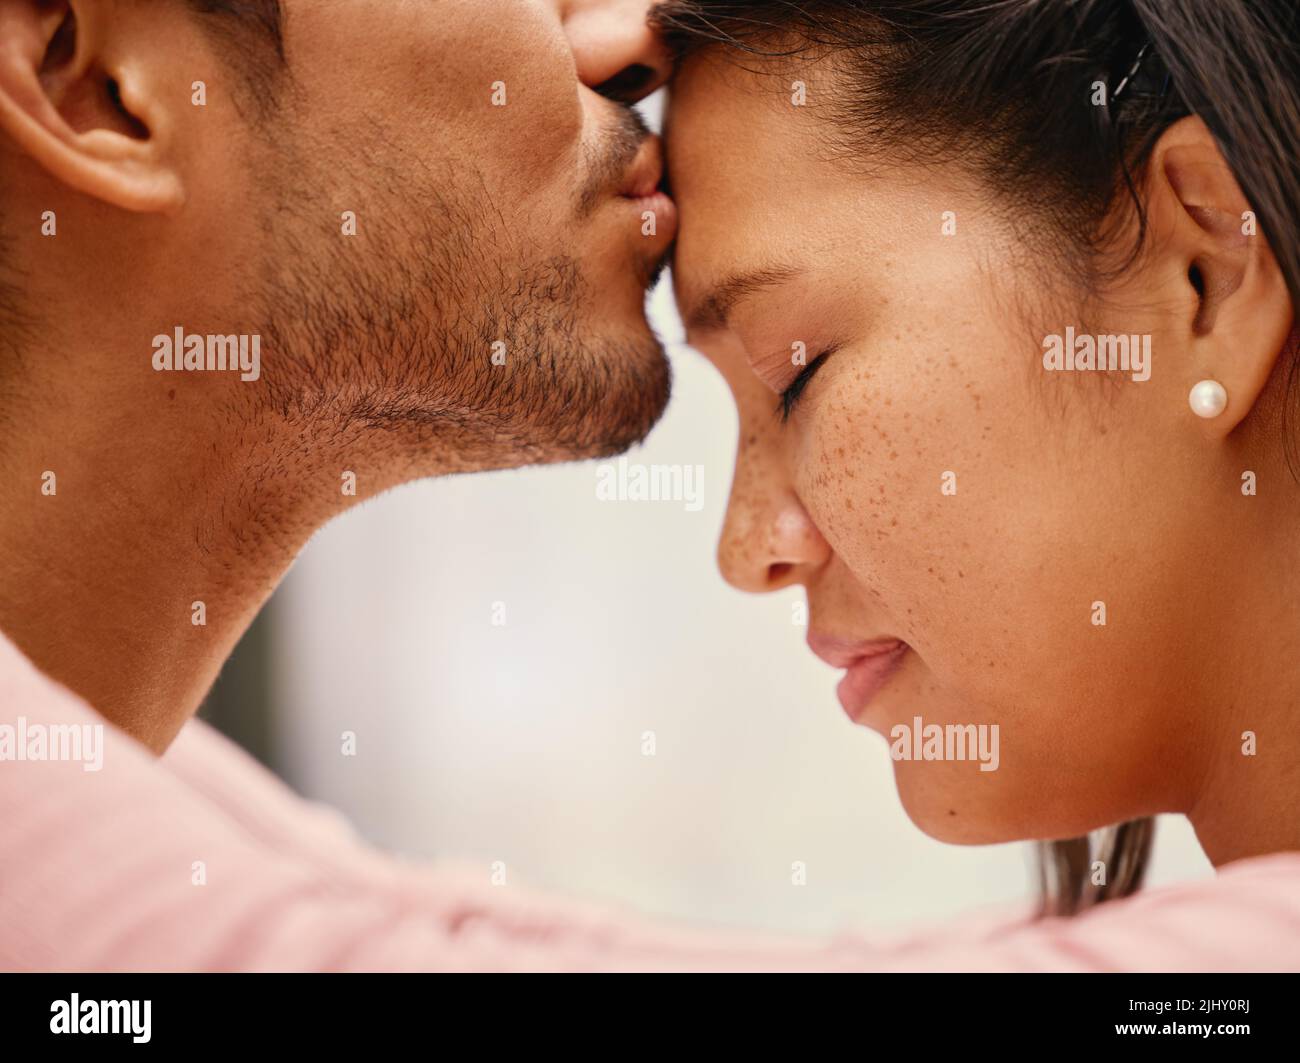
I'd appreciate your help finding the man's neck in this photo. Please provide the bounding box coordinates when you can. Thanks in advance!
[0,365,360,753]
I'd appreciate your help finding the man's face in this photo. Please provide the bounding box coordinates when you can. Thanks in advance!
[202,0,678,473]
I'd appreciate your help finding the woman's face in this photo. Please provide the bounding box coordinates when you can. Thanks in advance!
[667,54,1251,845]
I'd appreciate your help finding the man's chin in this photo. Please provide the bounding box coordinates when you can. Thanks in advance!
[407,333,672,476]
[524,336,673,464]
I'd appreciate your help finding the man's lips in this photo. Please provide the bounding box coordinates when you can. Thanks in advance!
[616,133,677,256]
[807,632,909,724]
[619,133,666,199]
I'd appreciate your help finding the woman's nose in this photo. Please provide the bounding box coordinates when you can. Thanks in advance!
[556,0,673,101]
[717,458,832,594]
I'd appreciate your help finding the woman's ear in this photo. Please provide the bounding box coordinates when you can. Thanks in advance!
[1144,115,1293,436]
[0,0,185,213]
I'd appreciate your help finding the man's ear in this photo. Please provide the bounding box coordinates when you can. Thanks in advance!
[1143,115,1293,436]
[0,0,184,213]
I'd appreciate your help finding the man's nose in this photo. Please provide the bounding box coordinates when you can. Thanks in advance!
[556,0,673,102]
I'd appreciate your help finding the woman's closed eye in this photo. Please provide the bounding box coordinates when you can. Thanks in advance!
[778,348,834,422]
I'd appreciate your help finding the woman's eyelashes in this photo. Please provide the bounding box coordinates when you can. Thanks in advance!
[778,348,834,422]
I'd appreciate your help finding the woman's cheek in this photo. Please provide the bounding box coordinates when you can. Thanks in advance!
[796,372,958,594]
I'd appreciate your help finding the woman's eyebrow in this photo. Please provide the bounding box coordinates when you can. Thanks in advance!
[682,264,804,332]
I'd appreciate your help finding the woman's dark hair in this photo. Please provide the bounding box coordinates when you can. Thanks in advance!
[1036,819,1155,917]
[654,0,1299,915]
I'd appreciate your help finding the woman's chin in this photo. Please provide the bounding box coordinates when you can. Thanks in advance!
[890,762,1023,845]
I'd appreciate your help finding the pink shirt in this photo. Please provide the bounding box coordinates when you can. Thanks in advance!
[1,629,1297,972]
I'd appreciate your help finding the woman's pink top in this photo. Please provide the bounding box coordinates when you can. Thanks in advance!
[1,629,1297,972]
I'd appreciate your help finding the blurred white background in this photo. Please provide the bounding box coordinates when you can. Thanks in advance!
[251,92,1212,939]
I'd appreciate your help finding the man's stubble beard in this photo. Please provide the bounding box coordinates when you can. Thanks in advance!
[239,127,671,484]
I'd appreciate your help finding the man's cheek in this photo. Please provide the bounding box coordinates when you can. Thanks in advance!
[346,1,582,163]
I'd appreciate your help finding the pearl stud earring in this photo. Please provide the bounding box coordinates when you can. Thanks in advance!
[1189,379,1227,419]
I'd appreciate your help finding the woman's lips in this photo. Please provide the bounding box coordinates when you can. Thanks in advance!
[807,633,909,724]
[836,645,908,724]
